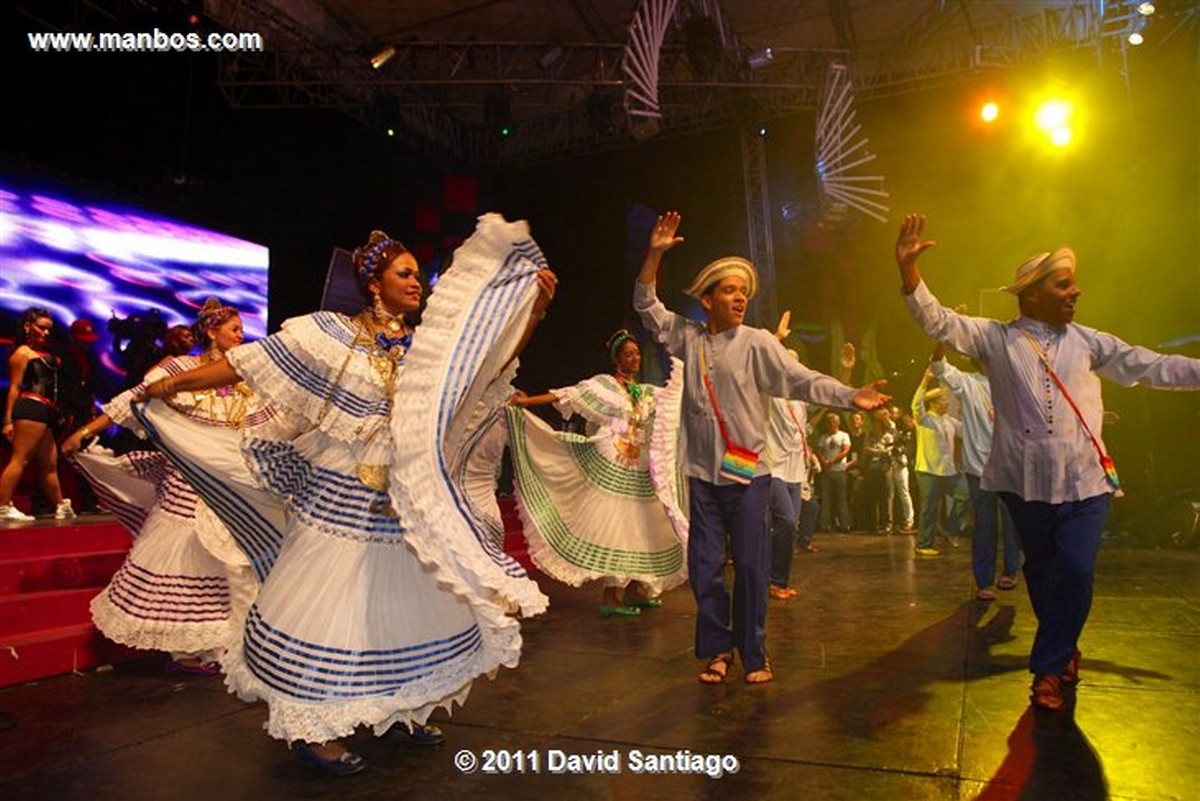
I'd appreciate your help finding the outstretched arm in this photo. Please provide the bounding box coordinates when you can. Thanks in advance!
[758,335,890,411]
[1091,329,1200,390]
[895,213,938,295]
[61,413,113,457]
[898,219,993,363]
[633,212,689,353]
[141,358,241,399]
[637,211,684,285]
[509,391,558,408]
[850,381,890,411]
[503,270,558,370]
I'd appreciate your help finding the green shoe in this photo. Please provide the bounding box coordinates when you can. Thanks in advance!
[622,596,663,609]
[598,604,641,617]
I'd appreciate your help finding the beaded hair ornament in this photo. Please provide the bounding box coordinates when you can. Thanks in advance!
[606,329,644,411]
[606,329,636,363]
[351,230,409,293]
[192,298,238,344]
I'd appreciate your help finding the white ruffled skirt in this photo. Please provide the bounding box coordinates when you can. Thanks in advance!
[505,409,688,595]
[74,447,249,657]
[137,401,524,744]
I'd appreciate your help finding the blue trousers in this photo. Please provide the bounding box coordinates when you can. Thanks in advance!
[769,477,801,589]
[999,492,1111,676]
[968,473,1021,589]
[797,493,820,549]
[688,475,771,672]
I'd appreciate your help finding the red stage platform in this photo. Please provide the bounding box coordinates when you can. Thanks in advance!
[0,500,531,689]
[0,517,143,688]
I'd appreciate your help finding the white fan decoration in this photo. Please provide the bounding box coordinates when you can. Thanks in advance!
[622,0,679,136]
[814,63,890,223]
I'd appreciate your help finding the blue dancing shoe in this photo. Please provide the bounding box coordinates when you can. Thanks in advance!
[293,742,366,776]
[164,658,220,676]
[401,723,446,746]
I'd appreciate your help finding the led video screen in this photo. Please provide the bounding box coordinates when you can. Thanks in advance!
[0,172,269,399]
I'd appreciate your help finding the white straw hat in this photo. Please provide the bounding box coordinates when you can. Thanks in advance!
[681,256,758,299]
[1000,246,1076,295]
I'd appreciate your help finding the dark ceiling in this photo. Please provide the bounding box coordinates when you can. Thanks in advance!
[15,0,1195,168]
[196,0,1190,165]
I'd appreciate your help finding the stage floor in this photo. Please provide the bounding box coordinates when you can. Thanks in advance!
[1,531,1196,800]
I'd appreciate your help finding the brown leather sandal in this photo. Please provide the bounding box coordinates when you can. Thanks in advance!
[745,659,774,685]
[1030,674,1065,711]
[1061,649,1081,685]
[698,652,733,684]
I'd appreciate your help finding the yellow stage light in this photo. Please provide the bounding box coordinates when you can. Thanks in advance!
[1035,99,1072,132]
[980,102,999,123]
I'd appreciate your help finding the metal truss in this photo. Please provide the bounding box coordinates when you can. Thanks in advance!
[197,0,1190,167]
[740,128,777,328]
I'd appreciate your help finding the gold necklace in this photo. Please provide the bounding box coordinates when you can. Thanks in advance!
[352,312,410,502]
[371,298,407,335]
[356,311,409,396]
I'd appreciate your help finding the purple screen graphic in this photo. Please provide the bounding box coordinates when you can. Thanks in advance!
[0,174,269,399]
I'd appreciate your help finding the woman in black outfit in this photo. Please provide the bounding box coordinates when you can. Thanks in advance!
[1,307,74,521]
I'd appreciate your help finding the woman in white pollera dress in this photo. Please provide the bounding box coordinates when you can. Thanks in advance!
[507,329,688,616]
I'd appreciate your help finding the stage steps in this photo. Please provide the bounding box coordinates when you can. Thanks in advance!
[0,519,144,688]
[497,495,533,573]
[0,500,532,688]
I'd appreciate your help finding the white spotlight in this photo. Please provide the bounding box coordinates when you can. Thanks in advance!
[747,47,774,70]
[1137,2,1156,15]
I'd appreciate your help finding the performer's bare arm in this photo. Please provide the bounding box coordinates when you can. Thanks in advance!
[61,413,113,456]
[895,214,938,294]
[637,212,684,285]
[503,270,558,370]
[509,391,558,408]
[141,358,241,399]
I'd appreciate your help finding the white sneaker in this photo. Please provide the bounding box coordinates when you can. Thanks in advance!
[55,499,76,520]
[0,503,35,522]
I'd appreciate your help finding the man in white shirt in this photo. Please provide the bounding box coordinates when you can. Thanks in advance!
[764,315,819,599]
[895,213,1200,712]
[816,413,853,533]
[765,391,811,600]
[635,211,889,686]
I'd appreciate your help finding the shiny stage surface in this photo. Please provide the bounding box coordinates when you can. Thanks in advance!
[0,532,1196,800]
